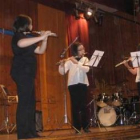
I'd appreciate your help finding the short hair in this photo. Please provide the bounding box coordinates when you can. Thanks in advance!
[13,14,32,33]
[71,42,83,56]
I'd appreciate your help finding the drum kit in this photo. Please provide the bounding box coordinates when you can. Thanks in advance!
[89,92,140,127]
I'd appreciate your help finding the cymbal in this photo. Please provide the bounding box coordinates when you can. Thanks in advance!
[97,101,107,108]
[112,100,122,106]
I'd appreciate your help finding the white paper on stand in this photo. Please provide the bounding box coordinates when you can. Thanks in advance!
[130,51,140,67]
[87,50,104,67]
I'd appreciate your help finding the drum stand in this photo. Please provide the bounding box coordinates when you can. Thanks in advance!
[86,95,100,128]
[86,95,108,131]
[116,106,126,125]
[128,102,139,124]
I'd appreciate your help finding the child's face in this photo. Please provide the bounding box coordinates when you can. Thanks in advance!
[77,45,85,56]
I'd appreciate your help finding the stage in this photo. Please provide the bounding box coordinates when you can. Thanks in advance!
[1,125,140,140]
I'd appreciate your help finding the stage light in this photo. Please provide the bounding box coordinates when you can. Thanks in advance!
[73,1,97,21]
[84,8,95,20]
[87,8,93,16]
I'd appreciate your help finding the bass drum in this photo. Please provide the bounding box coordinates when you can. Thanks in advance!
[98,106,117,126]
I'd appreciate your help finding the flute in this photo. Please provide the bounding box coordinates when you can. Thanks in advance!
[24,31,57,37]
[115,57,131,67]
[56,53,87,65]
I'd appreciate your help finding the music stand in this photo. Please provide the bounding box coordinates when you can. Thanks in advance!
[128,51,140,124]
[85,50,104,67]
[84,50,105,130]
[130,51,140,68]
[0,85,17,133]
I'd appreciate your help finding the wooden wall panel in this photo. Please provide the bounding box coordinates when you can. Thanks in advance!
[88,12,140,97]
[37,4,71,130]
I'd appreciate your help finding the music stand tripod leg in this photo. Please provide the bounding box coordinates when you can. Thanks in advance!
[0,117,10,134]
[67,118,82,134]
[0,121,5,132]
[10,124,16,133]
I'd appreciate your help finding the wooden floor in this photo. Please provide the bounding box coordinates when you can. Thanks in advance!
[1,125,140,140]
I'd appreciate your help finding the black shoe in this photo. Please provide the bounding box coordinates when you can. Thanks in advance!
[83,129,91,133]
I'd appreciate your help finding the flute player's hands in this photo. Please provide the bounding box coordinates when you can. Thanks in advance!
[123,57,132,68]
[69,56,78,64]
[40,31,51,41]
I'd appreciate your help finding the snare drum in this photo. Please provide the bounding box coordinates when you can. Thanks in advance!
[98,106,117,126]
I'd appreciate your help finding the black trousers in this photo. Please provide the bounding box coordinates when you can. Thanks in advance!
[68,83,88,130]
[12,74,37,139]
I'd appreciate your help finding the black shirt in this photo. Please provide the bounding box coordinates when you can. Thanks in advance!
[11,32,37,78]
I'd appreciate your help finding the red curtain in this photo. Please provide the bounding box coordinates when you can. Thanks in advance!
[66,15,89,53]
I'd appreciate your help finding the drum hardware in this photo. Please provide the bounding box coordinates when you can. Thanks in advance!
[96,93,108,108]
[126,95,140,124]
[87,95,109,132]
[115,106,126,125]
[87,95,101,128]
[112,93,122,107]
[86,98,94,127]
[91,88,140,127]
[128,101,139,124]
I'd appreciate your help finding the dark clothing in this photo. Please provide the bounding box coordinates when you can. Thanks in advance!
[68,83,88,130]
[11,32,38,139]
[13,75,36,139]
[11,32,37,78]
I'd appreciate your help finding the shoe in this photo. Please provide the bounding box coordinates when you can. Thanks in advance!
[83,129,91,133]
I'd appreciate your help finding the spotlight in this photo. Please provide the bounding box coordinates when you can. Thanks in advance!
[87,8,93,16]
[84,8,95,20]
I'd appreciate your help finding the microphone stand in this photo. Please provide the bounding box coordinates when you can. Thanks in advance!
[48,37,81,136]
[60,37,78,58]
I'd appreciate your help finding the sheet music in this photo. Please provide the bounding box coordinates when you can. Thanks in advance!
[130,51,140,67]
[87,50,104,67]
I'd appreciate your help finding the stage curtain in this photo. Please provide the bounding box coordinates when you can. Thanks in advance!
[66,15,89,53]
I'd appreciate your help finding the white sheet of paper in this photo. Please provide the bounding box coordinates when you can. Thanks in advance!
[88,50,104,67]
[130,51,140,67]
